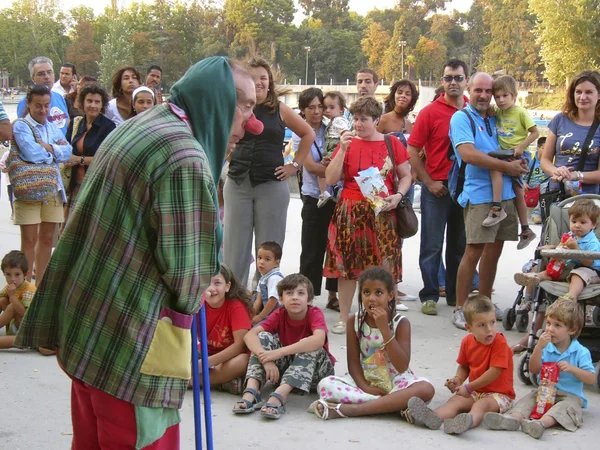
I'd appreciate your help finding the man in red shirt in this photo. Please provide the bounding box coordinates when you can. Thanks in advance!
[408,60,474,318]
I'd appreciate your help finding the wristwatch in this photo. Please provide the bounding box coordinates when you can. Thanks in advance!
[80,156,85,166]
[291,160,299,170]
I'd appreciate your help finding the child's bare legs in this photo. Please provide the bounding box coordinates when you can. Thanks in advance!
[433,394,474,420]
[209,353,250,385]
[0,335,16,349]
[317,178,332,207]
[318,177,328,195]
[514,183,537,249]
[443,396,500,434]
[317,381,435,419]
[483,171,507,227]
[0,304,15,329]
[566,274,585,300]
[0,297,9,311]
[486,411,557,438]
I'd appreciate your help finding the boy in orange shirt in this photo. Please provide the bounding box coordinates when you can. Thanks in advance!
[406,295,515,434]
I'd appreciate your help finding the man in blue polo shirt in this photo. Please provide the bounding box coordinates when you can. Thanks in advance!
[17,57,69,137]
[449,72,528,329]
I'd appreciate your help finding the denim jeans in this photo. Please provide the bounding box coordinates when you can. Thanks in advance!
[438,261,479,289]
[419,184,467,304]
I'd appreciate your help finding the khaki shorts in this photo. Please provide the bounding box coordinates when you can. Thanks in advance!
[464,200,519,244]
[472,391,513,414]
[508,390,583,431]
[14,195,64,225]
[562,266,600,286]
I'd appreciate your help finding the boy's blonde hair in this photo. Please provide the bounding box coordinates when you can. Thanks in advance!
[463,295,494,325]
[546,299,585,338]
[569,198,600,225]
[493,75,518,96]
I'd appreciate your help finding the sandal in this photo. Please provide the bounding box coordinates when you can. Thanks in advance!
[260,392,286,419]
[331,321,346,335]
[219,376,243,395]
[232,388,263,414]
[314,399,347,420]
[326,297,340,312]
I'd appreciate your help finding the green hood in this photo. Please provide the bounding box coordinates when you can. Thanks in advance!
[169,56,236,188]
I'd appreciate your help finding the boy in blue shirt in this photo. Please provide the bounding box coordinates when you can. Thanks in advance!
[515,198,600,301]
[483,299,596,438]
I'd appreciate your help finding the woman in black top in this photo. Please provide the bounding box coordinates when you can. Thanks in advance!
[64,84,116,223]
[224,58,314,286]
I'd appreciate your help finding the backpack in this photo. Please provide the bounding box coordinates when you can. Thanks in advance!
[447,109,476,203]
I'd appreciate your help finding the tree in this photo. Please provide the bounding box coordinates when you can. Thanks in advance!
[413,36,447,80]
[65,8,101,77]
[299,0,349,27]
[98,14,133,89]
[529,0,600,84]
[461,0,490,73]
[361,23,390,77]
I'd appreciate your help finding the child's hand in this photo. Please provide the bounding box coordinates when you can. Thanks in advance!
[564,237,578,250]
[258,349,282,364]
[7,283,17,297]
[536,331,552,349]
[371,306,390,330]
[263,362,279,384]
[445,376,463,393]
[364,386,388,397]
[251,315,262,325]
[455,384,471,398]
[512,146,524,158]
[557,361,575,374]
[321,157,331,167]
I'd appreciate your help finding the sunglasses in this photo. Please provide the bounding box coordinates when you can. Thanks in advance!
[442,75,465,83]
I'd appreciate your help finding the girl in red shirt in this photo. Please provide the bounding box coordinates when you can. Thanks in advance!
[196,264,253,395]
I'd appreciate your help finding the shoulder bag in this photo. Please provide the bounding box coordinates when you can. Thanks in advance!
[384,134,418,239]
[7,119,59,202]
[523,159,540,208]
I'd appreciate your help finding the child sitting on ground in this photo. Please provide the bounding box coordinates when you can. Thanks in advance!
[0,250,53,355]
[406,295,515,434]
[233,274,335,419]
[196,264,254,395]
[252,241,284,325]
[484,299,596,439]
[514,198,600,302]
[317,91,350,208]
[485,75,539,250]
[312,267,435,420]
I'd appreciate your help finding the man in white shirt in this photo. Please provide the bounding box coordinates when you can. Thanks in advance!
[52,63,76,97]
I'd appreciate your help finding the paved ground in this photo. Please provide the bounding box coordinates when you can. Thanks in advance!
[1,182,598,449]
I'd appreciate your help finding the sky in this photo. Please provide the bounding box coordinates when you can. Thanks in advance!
[0,0,474,17]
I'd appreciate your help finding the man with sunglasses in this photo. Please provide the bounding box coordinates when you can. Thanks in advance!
[448,72,528,329]
[408,60,472,318]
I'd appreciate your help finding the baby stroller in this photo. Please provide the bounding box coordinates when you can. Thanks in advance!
[514,194,600,389]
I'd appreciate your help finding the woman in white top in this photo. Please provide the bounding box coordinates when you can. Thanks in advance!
[105,66,141,126]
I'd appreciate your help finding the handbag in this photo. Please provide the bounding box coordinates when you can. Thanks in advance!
[384,134,418,239]
[523,159,540,207]
[7,119,59,202]
[60,116,84,191]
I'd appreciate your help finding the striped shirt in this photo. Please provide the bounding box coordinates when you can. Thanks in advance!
[15,104,219,409]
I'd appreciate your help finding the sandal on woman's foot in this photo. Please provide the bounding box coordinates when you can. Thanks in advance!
[220,376,244,395]
[326,297,340,312]
[261,392,286,419]
[331,321,346,334]
[314,399,347,420]
[232,388,262,414]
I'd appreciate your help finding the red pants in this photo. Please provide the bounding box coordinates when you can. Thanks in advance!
[70,378,180,449]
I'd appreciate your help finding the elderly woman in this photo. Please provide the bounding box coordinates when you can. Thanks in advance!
[292,87,339,310]
[104,66,141,126]
[63,84,115,223]
[541,70,600,193]
[11,84,72,284]
[225,57,314,286]
[324,96,412,334]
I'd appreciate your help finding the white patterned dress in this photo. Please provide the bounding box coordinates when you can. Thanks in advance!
[317,313,429,404]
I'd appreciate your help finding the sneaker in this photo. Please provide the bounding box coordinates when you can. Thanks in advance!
[444,413,473,435]
[396,302,409,311]
[406,397,442,430]
[514,272,541,287]
[452,308,467,330]
[520,419,545,439]
[317,191,332,208]
[482,206,507,227]
[494,303,504,320]
[517,228,537,250]
[421,300,438,316]
[483,412,521,431]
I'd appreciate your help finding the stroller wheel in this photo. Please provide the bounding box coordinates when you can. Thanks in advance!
[517,353,533,386]
[516,313,529,333]
[593,306,600,327]
[502,308,516,331]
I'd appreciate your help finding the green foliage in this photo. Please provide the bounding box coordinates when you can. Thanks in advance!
[98,14,133,89]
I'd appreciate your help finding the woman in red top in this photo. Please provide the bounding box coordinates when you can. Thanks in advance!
[324,97,412,334]
[197,263,254,394]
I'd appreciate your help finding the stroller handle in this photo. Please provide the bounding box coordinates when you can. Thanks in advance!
[556,193,600,208]
[540,249,600,260]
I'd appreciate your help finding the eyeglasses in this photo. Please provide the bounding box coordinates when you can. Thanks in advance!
[442,75,465,83]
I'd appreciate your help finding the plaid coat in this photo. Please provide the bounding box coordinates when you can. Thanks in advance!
[15,104,219,409]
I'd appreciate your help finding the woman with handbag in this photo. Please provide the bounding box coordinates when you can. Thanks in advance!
[11,84,72,284]
[323,96,412,334]
[63,84,115,224]
[540,71,600,195]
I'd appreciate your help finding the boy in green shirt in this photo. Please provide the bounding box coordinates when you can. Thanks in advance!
[484,75,539,251]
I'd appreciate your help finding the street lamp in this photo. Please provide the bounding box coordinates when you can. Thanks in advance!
[304,46,311,86]
[399,40,407,79]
